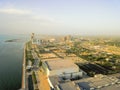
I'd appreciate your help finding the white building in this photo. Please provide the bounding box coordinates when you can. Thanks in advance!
[31,33,41,45]
[26,60,32,69]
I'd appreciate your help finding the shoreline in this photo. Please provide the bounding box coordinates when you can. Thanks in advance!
[21,44,26,89]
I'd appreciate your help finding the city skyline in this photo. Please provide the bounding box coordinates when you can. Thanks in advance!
[0,0,120,35]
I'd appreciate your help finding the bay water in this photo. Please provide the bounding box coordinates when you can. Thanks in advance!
[0,34,27,90]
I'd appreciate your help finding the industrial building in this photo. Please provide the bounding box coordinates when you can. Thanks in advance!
[58,82,80,90]
[75,74,120,90]
[48,74,120,90]
[42,59,86,90]
[42,59,84,78]
[48,75,80,90]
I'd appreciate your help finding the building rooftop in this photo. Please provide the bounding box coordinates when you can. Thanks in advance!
[48,74,120,90]
[100,83,120,90]
[49,75,80,90]
[75,74,120,90]
[49,75,62,87]
[45,59,78,71]
[59,82,80,90]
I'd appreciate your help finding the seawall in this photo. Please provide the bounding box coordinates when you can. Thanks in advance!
[21,44,26,89]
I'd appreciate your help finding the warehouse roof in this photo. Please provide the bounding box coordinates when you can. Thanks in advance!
[49,75,62,87]
[59,82,79,90]
[48,74,120,90]
[45,59,78,70]
[49,76,80,90]
[75,74,120,90]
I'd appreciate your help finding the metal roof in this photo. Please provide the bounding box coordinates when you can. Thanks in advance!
[59,82,79,90]
[45,59,78,71]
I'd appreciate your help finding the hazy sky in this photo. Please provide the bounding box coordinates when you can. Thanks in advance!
[0,0,120,35]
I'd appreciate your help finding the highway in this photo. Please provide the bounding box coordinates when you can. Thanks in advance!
[21,44,41,90]
[31,49,41,90]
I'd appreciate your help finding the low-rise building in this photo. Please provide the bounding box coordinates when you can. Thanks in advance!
[75,74,120,90]
[42,59,84,78]
[48,74,120,90]
[26,60,32,69]
[33,59,40,68]
[48,75,80,90]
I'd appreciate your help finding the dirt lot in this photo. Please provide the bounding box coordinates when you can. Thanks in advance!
[37,69,50,90]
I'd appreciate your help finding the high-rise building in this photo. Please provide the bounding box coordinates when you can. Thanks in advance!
[31,33,41,45]
[31,33,35,44]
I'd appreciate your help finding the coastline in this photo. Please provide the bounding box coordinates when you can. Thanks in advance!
[21,44,26,89]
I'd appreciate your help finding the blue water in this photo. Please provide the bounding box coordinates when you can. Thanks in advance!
[0,34,28,90]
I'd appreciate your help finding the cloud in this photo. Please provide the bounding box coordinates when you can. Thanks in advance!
[0,8,31,15]
[31,15,55,23]
[0,7,57,23]
[0,8,55,24]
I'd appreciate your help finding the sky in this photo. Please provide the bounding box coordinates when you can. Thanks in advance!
[0,0,120,35]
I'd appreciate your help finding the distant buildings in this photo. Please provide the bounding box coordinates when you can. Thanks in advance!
[62,35,72,42]
[31,33,57,46]
[31,33,41,45]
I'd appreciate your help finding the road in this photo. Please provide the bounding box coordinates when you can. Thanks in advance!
[21,46,26,90]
